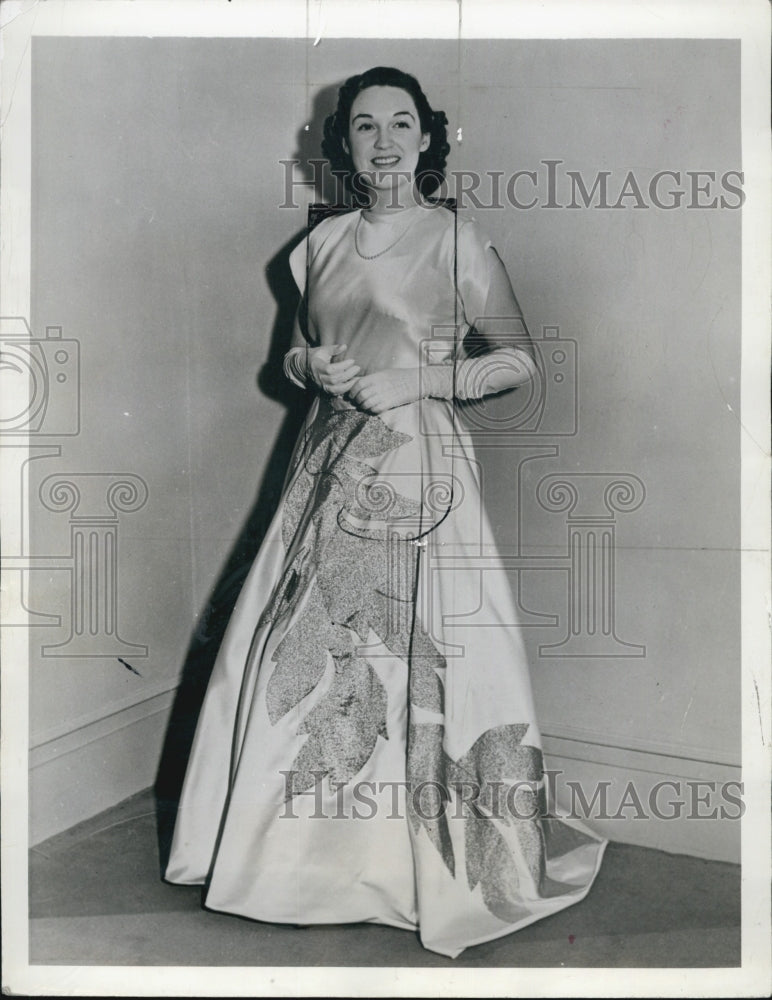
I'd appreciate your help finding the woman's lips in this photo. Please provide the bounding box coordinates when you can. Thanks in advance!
[371,156,401,167]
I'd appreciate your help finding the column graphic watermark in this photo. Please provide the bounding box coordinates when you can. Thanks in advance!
[37,474,149,658]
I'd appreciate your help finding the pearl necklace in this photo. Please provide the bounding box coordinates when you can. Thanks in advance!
[354,209,418,260]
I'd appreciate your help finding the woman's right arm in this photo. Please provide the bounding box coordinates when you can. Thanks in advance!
[283,306,361,396]
[285,224,360,395]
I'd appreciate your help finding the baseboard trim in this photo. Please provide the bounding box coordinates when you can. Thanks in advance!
[30,705,170,845]
[541,730,740,782]
[541,721,739,770]
[30,680,179,763]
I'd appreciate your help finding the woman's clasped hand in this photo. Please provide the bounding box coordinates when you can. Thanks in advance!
[347,365,423,414]
[305,343,361,395]
[305,342,424,413]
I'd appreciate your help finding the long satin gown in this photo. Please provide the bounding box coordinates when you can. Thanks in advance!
[164,203,606,958]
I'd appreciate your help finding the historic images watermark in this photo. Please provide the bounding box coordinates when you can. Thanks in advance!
[279,159,745,211]
[278,771,746,823]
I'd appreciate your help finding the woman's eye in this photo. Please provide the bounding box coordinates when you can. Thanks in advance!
[393,121,410,128]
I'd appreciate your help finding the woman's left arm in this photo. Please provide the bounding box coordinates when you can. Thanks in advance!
[440,244,539,401]
[444,246,539,399]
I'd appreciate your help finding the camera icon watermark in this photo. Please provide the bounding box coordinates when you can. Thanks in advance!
[0,317,80,436]
[419,323,577,439]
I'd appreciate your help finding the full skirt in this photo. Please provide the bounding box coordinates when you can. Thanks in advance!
[165,394,605,958]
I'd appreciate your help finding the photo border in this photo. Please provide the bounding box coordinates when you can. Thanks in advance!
[1,1,769,996]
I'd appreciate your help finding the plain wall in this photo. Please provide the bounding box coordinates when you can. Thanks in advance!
[28,37,740,859]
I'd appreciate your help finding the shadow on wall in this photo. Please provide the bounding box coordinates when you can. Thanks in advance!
[293,82,350,206]
[153,82,346,872]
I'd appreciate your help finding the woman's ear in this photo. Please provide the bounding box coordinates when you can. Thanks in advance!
[342,136,350,156]
[419,132,430,153]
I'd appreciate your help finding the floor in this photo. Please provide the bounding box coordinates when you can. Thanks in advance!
[29,788,740,968]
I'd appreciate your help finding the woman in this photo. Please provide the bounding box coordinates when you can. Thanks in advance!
[165,66,605,959]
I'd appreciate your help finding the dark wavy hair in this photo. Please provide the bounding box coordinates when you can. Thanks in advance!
[322,66,450,201]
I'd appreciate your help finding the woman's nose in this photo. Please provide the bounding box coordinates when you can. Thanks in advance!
[373,131,391,149]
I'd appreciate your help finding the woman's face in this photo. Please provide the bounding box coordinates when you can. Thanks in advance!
[343,85,431,199]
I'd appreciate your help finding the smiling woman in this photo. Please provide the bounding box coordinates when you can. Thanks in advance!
[163,65,606,959]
